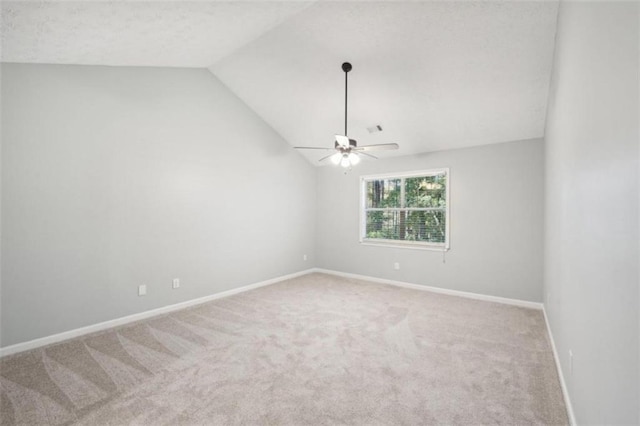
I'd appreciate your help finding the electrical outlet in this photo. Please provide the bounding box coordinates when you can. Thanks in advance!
[303,254,308,261]
[138,284,147,296]
[569,350,573,375]
[394,262,400,270]
[172,278,180,289]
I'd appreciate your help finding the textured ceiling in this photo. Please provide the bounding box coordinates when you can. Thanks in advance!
[0,1,312,67]
[1,1,559,165]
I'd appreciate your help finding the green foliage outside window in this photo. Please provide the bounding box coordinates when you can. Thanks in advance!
[364,173,447,245]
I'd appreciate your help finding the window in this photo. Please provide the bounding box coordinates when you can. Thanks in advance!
[360,169,449,250]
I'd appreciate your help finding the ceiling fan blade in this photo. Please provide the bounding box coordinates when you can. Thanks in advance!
[293,146,335,150]
[318,153,338,162]
[352,143,399,152]
[334,134,350,148]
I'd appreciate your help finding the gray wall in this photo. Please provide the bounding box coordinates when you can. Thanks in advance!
[316,138,544,302]
[1,64,316,347]
[543,1,639,424]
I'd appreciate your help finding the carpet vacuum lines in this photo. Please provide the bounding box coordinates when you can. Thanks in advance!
[0,273,568,425]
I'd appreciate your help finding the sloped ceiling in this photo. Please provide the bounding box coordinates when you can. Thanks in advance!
[0,1,313,67]
[1,1,559,165]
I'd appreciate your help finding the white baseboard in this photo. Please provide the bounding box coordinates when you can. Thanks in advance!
[312,268,543,310]
[0,268,314,358]
[0,268,543,358]
[543,306,577,426]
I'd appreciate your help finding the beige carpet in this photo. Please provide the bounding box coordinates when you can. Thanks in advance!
[0,273,567,425]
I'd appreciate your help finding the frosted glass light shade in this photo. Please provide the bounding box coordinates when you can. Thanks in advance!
[340,154,350,168]
[330,152,342,165]
[348,152,360,165]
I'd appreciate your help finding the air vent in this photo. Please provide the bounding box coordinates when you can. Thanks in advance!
[367,125,383,133]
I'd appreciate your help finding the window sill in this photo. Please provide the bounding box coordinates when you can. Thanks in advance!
[360,239,450,252]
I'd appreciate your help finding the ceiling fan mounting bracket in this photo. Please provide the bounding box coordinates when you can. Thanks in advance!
[342,62,352,73]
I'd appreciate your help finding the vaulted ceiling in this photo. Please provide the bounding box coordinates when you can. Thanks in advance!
[1,1,559,165]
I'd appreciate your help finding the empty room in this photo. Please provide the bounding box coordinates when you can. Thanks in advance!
[1,1,638,425]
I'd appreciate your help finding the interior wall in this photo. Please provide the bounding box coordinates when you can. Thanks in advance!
[0,64,316,348]
[316,138,544,303]
[543,1,639,424]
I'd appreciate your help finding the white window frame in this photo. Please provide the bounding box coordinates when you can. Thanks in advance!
[359,168,450,251]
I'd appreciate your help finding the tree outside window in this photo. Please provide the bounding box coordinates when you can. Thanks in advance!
[361,169,449,249]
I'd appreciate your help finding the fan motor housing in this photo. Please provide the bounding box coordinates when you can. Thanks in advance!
[335,138,357,149]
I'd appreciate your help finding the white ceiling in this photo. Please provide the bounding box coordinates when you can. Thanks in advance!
[0,1,313,67]
[1,1,559,165]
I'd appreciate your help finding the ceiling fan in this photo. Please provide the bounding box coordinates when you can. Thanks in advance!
[294,62,399,168]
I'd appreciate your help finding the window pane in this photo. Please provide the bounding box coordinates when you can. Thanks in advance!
[405,175,446,208]
[366,179,401,208]
[406,209,446,243]
[366,209,446,244]
[366,210,402,240]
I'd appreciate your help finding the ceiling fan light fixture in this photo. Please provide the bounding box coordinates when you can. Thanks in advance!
[293,62,398,167]
[348,152,360,165]
[330,152,342,165]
